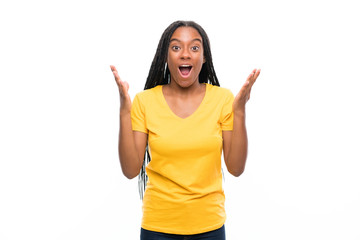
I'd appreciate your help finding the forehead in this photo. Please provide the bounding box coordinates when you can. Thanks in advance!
[170,26,202,43]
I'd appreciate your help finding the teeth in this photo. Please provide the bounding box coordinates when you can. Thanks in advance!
[180,65,191,67]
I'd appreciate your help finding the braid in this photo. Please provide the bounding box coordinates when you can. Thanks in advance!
[138,20,220,199]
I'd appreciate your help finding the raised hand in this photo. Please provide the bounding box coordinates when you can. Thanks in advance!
[110,65,132,113]
[233,69,261,113]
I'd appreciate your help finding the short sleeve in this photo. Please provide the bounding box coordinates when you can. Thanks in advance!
[220,90,234,131]
[131,94,148,134]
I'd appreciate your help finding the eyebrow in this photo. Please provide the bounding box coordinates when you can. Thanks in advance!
[170,38,202,43]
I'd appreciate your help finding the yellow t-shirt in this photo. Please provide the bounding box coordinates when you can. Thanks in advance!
[131,83,234,234]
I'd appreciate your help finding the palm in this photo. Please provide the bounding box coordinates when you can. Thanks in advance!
[110,65,132,111]
[233,69,261,113]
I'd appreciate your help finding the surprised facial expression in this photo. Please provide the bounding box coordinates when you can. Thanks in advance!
[167,27,206,88]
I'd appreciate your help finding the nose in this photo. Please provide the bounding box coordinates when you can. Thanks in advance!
[180,48,191,59]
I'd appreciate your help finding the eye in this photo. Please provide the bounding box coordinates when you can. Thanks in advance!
[172,46,180,51]
[191,46,200,51]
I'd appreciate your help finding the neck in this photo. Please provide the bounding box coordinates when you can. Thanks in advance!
[166,80,204,97]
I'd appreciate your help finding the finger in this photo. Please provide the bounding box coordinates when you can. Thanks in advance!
[238,80,250,98]
[247,69,256,81]
[121,81,129,94]
[110,65,119,75]
[248,69,261,98]
[124,81,129,91]
[245,71,255,89]
[253,69,261,82]
[249,68,261,88]
[110,65,122,84]
[119,80,130,98]
[110,65,119,77]
[118,80,128,93]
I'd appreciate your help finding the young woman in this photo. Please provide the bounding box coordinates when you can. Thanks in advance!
[110,20,260,240]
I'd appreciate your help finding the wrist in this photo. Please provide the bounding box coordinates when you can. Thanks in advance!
[233,110,246,129]
[120,108,131,117]
[233,109,246,118]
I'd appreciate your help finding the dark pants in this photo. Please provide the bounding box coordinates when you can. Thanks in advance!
[140,225,226,240]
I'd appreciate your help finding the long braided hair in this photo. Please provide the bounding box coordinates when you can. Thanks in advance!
[138,20,220,199]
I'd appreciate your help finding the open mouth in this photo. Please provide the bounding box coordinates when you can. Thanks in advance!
[179,65,192,77]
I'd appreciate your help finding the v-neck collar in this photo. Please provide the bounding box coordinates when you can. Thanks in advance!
[159,83,208,120]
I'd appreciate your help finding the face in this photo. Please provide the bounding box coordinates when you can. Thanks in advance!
[167,26,205,88]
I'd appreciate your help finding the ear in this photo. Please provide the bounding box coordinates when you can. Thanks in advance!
[203,57,206,64]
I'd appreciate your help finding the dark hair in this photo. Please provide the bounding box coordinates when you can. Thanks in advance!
[139,20,220,199]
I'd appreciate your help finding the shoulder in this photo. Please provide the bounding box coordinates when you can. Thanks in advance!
[206,83,234,98]
[134,85,162,102]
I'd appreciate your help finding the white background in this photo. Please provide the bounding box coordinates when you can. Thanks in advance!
[1,0,359,239]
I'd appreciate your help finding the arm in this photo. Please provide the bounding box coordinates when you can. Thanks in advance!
[223,69,261,177]
[119,112,147,179]
[111,65,147,179]
[223,112,247,177]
